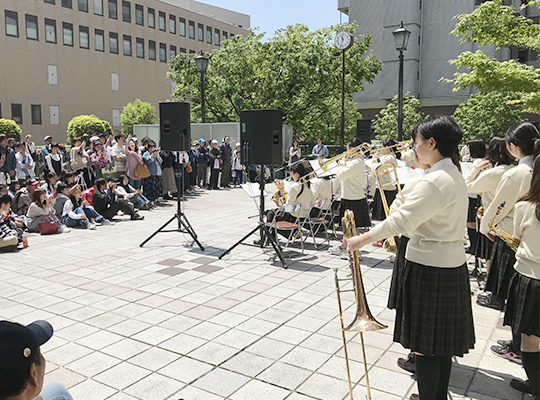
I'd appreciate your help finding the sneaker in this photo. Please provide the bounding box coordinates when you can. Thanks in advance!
[329,244,349,260]
[58,226,71,233]
[100,219,113,225]
[87,223,97,230]
[497,339,513,347]
[491,343,522,363]
[93,220,102,226]
[372,240,384,247]
[389,255,396,263]
[130,213,145,221]
[510,378,533,394]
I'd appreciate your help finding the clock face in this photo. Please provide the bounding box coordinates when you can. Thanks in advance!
[334,32,353,50]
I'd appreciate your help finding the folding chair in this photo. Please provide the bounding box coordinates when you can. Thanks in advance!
[265,202,304,254]
[329,194,342,238]
[301,198,329,249]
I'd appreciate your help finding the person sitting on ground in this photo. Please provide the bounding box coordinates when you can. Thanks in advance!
[44,143,64,176]
[0,194,18,252]
[63,184,110,229]
[15,141,35,184]
[41,172,57,197]
[26,188,70,234]
[12,179,39,216]
[116,174,152,210]
[92,178,143,221]
[52,183,70,219]
[8,181,20,199]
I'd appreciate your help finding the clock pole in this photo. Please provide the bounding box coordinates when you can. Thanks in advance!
[340,49,346,152]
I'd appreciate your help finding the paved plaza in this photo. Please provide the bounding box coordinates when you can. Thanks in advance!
[0,186,531,400]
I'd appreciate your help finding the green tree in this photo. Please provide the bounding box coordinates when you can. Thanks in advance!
[372,95,427,140]
[168,23,382,143]
[120,99,156,136]
[453,92,524,141]
[66,115,112,143]
[0,119,22,141]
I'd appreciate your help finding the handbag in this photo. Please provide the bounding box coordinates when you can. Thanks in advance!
[134,162,150,179]
[38,215,59,235]
[103,162,117,179]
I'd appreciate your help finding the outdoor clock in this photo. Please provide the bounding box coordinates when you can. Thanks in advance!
[334,31,354,51]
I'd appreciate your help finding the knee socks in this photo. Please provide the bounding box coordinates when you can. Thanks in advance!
[467,228,476,251]
[416,355,452,400]
[511,330,522,355]
[522,351,540,396]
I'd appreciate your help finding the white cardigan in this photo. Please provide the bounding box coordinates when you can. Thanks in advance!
[513,201,540,280]
[465,163,514,210]
[337,157,367,201]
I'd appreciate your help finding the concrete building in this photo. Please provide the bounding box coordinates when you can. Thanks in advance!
[337,0,539,120]
[0,0,249,142]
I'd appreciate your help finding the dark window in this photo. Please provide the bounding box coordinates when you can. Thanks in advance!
[108,0,117,19]
[179,18,186,36]
[170,45,176,59]
[5,10,18,37]
[135,4,143,25]
[79,25,89,48]
[136,37,144,58]
[222,31,228,40]
[94,0,103,15]
[198,23,203,41]
[179,47,186,54]
[63,22,73,46]
[188,20,195,39]
[158,11,165,31]
[123,34,131,56]
[31,105,42,125]
[189,49,195,54]
[11,104,22,125]
[122,1,130,22]
[206,26,212,43]
[78,0,88,12]
[109,32,118,53]
[159,42,166,62]
[95,28,104,51]
[148,8,155,28]
[26,14,38,40]
[169,14,176,34]
[214,28,220,46]
[62,0,73,8]
[45,18,56,43]
[230,33,234,37]
[44,0,55,4]
[149,40,156,60]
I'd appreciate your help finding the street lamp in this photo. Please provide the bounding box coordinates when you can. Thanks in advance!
[195,51,210,123]
[392,21,411,141]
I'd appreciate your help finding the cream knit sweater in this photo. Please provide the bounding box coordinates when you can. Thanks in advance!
[513,201,540,280]
[466,164,514,210]
[337,157,367,200]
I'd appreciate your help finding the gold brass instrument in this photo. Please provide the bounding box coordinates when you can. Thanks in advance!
[488,201,520,252]
[370,139,413,159]
[271,179,287,206]
[477,206,485,219]
[334,210,387,400]
[374,162,402,254]
[318,142,372,172]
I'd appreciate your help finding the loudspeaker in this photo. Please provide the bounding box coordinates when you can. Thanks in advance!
[159,102,191,151]
[356,119,372,143]
[240,109,283,165]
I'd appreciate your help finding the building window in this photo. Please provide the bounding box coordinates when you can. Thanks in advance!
[135,4,143,25]
[198,23,203,41]
[5,11,18,37]
[148,8,155,28]
[170,45,176,59]
[136,37,144,58]
[95,28,104,51]
[79,25,89,48]
[11,104,22,125]
[169,14,176,34]
[215,28,220,46]
[26,15,38,40]
[94,0,103,15]
[62,0,73,8]
[180,47,186,54]
[63,22,73,46]
[158,11,166,31]
[123,34,131,56]
[179,18,186,36]
[109,32,118,53]
[223,31,227,40]
[108,0,117,19]
[44,0,55,4]
[122,1,131,22]
[149,40,156,60]
[188,20,195,39]
[189,49,195,54]
[206,26,212,44]
[78,0,88,12]
[45,18,56,43]
[159,42,166,62]
[31,105,42,125]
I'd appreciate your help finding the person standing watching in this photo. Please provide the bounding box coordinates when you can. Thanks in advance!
[196,138,209,188]
[312,137,329,159]
[289,140,301,165]
[15,142,35,184]
[40,135,53,164]
[111,134,127,177]
[220,136,233,188]
[25,135,37,162]
[90,141,108,180]
[45,143,63,176]
[209,140,221,190]
[0,134,16,181]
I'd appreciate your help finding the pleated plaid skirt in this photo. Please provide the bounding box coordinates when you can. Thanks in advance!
[484,237,516,300]
[394,260,475,357]
[474,232,493,260]
[371,188,398,221]
[388,236,410,310]
[504,272,540,337]
[467,196,479,223]
[340,198,371,229]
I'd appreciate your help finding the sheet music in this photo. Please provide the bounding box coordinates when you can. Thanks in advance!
[240,182,268,198]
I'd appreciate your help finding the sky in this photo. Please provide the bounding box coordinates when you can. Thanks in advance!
[200,0,344,40]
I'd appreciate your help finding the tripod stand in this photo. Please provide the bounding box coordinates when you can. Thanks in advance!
[219,164,286,268]
[140,163,204,251]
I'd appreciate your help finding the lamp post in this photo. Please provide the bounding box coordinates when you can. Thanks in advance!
[195,51,210,123]
[392,21,411,141]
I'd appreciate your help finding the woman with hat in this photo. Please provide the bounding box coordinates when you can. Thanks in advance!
[61,184,109,229]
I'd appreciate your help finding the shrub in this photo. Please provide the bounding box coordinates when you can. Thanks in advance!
[66,115,112,143]
[120,99,156,136]
[0,119,22,141]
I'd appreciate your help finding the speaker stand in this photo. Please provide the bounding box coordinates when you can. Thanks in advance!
[140,163,204,251]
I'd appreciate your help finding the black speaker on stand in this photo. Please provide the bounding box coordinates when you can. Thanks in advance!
[140,102,204,251]
[356,119,372,144]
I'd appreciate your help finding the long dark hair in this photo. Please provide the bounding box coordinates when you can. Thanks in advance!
[381,138,401,160]
[520,153,540,221]
[32,188,46,208]
[289,162,310,198]
[487,137,514,166]
[505,122,540,156]
[44,171,57,192]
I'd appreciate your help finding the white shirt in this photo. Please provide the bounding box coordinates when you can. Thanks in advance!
[310,178,332,210]
[15,151,35,180]
[337,157,367,200]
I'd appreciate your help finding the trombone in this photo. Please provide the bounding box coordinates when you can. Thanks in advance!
[319,142,372,172]
[374,162,401,254]
[370,139,413,159]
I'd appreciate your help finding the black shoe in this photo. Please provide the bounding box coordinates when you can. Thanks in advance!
[253,239,268,247]
[130,213,145,221]
[476,294,504,310]
[510,378,533,394]
[163,194,173,200]
[397,355,416,374]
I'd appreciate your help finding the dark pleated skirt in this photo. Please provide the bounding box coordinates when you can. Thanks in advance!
[388,236,410,310]
[394,260,475,357]
[484,237,516,300]
[474,232,494,260]
[371,188,398,221]
[340,198,371,228]
[142,175,163,201]
[467,196,479,223]
[504,272,540,337]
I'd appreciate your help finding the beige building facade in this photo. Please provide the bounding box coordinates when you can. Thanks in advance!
[0,0,249,143]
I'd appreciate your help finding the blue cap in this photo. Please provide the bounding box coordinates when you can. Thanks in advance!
[198,138,204,143]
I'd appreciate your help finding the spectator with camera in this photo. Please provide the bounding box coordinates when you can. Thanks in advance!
[142,141,163,202]
[92,178,143,221]
[26,188,70,234]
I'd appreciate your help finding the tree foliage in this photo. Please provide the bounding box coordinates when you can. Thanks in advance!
[66,115,112,143]
[452,92,524,141]
[120,99,156,136]
[168,24,382,143]
[372,95,427,140]
[0,119,22,141]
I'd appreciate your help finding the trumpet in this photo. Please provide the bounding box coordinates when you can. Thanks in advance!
[370,139,413,159]
[488,201,520,252]
[374,162,401,254]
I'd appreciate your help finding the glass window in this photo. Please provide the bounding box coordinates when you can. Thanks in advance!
[189,49,195,54]
[206,26,212,44]
[45,18,56,43]
[63,22,73,46]
[11,104,22,125]
[223,31,228,40]
[95,28,104,51]
[158,11,165,31]
[198,23,203,41]
[78,0,88,12]
[122,1,130,22]
[188,20,195,39]
[169,14,176,34]
[26,14,38,40]
[108,0,117,19]
[159,42,166,62]
[109,32,118,53]
[149,40,156,60]
[136,37,144,58]
[179,18,186,36]
[123,34,131,56]
[135,4,143,25]
[94,0,103,15]
[214,29,220,46]
[62,0,72,8]
[44,0,56,4]
[31,105,42,125]
[79,26,89,48]
[179,47,186,54]
[170,45,176,60]
[148,8,155,28]
[5,11,18,37]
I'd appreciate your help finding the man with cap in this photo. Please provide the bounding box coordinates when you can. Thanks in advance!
[13,179,40,216]
[0,319,74,400]
[40,136,53,165]
[196,138,208,189]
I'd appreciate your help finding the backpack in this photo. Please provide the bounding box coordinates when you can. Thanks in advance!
[11,190,24,215]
